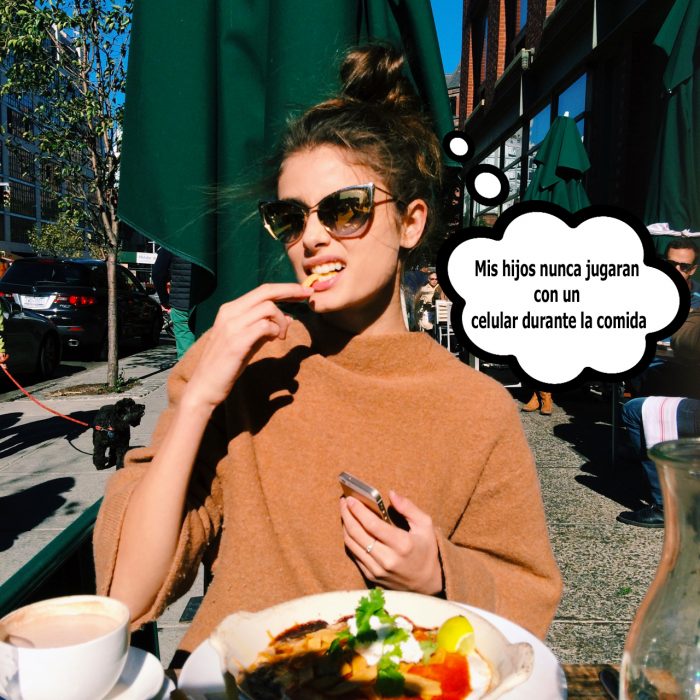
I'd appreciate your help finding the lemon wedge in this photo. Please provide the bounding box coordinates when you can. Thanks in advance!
[436,615,475,655]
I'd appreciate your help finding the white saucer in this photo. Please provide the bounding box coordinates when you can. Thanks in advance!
[105,646,175,700]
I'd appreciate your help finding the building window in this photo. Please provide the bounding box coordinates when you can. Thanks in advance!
[40,188,59,221]
[10,216,34,244]
[519,0,528,30]
[503,128,524,202]
[8,147,35,182]
[449,95,458,116]
[6,108,32,140]
[557,73,587,138]
[528,105,551,150]
[8,182,36,217]
[526,104,551,187]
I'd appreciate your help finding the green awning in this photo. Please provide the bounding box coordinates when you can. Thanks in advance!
[118,0,453,333]
[522,115,591,212]
[645,0,700,231]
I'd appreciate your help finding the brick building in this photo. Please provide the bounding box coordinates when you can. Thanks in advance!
[458,0,675,224]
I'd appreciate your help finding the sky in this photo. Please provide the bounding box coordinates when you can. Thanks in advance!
[431,0,463,73]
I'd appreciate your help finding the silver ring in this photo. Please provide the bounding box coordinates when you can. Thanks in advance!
[366,539,376,554]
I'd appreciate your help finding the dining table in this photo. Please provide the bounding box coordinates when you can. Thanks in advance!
[564,664,618,699]
[166,664,619,699]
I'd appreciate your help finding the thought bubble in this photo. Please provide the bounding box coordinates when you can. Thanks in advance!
[436,201,690,389]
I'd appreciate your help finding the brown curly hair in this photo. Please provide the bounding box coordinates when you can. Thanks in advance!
[278,44,444,255]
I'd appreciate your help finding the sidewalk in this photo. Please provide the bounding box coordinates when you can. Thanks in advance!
[0,342,201,664]
[0,348,662,669]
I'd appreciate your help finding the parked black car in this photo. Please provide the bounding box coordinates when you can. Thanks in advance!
[1,297,62,379]
[0,258,163,359]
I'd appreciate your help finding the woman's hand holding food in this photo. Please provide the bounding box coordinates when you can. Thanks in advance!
[183,283,313,411]
[111,283,310,619]
[340,491,443,596]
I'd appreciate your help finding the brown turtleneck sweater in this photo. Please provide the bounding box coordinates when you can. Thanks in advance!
[93,319,561,653]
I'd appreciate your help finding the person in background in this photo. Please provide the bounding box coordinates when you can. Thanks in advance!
[152,247,197,359]
[522,390,553,416]
[414,270,440,332]
[663,238,700,308]
[627,239,700,398]
[401,266,428,330]
[617,396,700,527]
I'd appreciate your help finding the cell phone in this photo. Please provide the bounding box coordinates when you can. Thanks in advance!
[339,471,392,523]
[338,472,409,530]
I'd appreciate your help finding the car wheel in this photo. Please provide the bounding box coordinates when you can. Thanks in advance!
[36,333,61,379]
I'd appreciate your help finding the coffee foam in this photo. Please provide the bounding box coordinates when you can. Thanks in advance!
[1,596,128,649]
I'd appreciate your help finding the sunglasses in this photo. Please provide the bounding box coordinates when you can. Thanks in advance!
[259,183,400,246]
[665,259,697,273]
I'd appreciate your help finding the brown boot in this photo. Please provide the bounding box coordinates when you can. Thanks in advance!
[540,392,553,415]
[522,392,540,412]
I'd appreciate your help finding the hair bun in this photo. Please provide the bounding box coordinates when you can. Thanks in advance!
[340,44,417,109]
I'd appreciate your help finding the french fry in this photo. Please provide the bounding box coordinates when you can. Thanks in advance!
[302,273,320,288]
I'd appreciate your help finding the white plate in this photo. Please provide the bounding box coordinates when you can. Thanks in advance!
[177,604,566,700]
[105,646,175,700]
[458,605,567,700]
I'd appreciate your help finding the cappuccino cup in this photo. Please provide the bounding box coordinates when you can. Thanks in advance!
[0,595,130,700]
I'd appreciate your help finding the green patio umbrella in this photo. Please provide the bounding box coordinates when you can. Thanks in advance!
[118,0,454,333]
[522,115,591,211]
[645,0,700,232]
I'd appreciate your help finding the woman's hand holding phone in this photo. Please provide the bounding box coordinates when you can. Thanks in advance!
[340,490,443,596]
[183,283,312,412]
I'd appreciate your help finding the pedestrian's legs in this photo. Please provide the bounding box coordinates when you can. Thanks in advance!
[621,398,662,506]
[677,399,700,438]
[170,307,196,359]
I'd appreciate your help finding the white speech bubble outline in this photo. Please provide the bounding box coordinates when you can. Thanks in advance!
[443,208,685,386]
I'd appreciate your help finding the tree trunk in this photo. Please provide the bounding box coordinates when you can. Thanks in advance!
[106,250,119,387]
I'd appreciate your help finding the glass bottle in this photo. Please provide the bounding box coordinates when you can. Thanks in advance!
[620,437,700,699]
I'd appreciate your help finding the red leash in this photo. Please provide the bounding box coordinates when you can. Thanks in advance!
[1,363,112,432]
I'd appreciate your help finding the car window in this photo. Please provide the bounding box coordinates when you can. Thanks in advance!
[117,267,144,294]
[1,261,91,285]
[89,266,108,289]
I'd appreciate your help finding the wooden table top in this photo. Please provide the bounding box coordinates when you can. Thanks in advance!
[564,664,617,699]
[168,662,618,698]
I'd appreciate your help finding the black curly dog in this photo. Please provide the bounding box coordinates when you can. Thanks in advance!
[92,398,145,470]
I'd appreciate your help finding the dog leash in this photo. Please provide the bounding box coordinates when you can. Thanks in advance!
[0,363,114,434]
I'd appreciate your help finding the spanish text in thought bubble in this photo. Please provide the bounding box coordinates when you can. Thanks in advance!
[437,203,690,388]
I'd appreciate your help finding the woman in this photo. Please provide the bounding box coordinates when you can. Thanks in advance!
[414,270,440,332]
[94,45,561,657]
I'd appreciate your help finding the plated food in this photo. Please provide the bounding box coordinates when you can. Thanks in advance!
[209,590,533,700]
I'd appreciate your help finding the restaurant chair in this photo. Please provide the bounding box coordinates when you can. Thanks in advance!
[434,300,455,353]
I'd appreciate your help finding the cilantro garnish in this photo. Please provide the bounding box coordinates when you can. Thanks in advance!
[376,656,406,696]
[327,589,410,697]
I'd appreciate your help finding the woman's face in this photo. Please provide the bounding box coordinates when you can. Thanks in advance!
[279,145,426,333]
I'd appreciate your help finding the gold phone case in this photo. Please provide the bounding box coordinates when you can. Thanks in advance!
[338,471,392,524]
